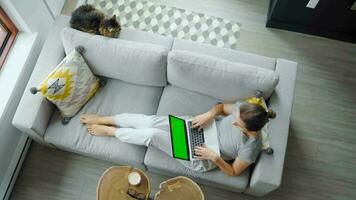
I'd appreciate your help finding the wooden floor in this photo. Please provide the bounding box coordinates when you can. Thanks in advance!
[10,0,356,199]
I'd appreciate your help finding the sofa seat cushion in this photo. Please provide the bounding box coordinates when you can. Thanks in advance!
[61,27,169,87]
[167,50,279,101]
[44,78,163,167]
[157,85,219,116]
[144,147,250,192]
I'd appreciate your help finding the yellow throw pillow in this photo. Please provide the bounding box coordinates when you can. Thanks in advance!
[31,47,99,122]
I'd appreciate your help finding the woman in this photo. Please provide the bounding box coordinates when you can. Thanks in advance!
[80,101,276,176]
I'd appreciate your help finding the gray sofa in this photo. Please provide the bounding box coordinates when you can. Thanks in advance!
[12,15,297,196]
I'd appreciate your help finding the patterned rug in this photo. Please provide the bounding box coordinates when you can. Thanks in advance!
[85,0,241,49]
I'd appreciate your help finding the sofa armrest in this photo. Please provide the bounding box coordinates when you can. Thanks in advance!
[245,59,297,196]
[12,15,70,144]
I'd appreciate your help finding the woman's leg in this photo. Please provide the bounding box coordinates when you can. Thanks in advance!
[86,123,168,147]
[81,113,169,129]
[114,113,156,128]
[81,113,154,128]
[86,124,117,136]
[85,114,217,172]
[116,128,168,147]
[81,114,116,126]
[121,114,191,131]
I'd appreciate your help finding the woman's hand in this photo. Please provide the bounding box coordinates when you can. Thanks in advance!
[192,111,215,129]
[194,145,219,162]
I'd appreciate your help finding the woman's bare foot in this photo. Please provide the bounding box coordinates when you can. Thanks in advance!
[86,124,117,136]
[80,114,116,125]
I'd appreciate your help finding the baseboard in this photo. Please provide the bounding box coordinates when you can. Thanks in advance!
[1,135,31,200]
[266,20,356,44]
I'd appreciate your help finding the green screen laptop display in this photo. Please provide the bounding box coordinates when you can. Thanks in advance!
[169,115,190,160]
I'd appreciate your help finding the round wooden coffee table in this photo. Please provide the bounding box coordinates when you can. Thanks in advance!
[96,166,150,200]
[154,176,204,200]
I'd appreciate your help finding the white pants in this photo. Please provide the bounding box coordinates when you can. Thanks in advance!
[113,113,216,172]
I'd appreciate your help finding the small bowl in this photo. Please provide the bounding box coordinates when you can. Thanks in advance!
[128,171,141,186]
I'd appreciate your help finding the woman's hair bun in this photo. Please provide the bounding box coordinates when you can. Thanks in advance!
[267,109,276,119]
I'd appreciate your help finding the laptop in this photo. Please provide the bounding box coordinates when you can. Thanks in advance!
[168,115,220,161]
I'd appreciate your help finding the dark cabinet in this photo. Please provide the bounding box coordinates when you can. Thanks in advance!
[267,0,356,43]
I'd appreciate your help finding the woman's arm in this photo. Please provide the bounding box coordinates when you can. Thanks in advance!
[210,103,235,116]
[195,146,251,176]
[213,157,250,176]
[221,103,234,115]
[192,103,234,128]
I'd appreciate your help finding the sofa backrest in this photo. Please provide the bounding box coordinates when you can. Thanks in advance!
[172,39,277,71]
[61,27,171,87]
[167,50,279,102]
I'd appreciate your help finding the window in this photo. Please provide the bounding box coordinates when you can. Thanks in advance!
[0,7,18,69]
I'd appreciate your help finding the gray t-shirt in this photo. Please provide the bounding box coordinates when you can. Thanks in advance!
[216,101,262,163]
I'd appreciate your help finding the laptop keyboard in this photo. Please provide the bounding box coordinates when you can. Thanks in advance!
[187,121,205,157]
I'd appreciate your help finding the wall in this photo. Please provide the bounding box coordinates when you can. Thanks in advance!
[0,33,39,200]
[0,0,64,199]
[8,0,54,42]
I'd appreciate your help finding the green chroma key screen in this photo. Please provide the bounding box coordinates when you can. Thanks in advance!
[169,115,190,160]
